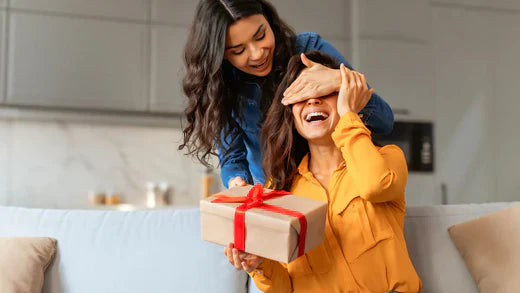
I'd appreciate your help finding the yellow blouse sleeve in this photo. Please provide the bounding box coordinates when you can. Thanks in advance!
[248,259,293,293]
[331,112,408,203]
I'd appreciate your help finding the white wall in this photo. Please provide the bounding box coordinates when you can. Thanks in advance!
[0,117,210,208]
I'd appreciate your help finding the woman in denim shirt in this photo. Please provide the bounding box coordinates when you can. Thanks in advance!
[179,0,394,188]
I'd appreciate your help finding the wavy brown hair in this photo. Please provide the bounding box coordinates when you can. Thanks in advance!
[262,51,340,190]
[179,0,296,167]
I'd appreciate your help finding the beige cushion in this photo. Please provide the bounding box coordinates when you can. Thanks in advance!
[0,237,57,293]
[448,204,520,293]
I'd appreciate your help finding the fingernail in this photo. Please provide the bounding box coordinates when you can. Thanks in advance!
[241,261,246,267]
[233,249,237,255]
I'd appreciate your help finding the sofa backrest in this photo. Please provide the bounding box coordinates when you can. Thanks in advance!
[0,206,248,293]
[404,202,519,293]
[2,202,518,293]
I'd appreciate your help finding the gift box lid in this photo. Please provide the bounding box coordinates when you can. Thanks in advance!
[200,185,327,233]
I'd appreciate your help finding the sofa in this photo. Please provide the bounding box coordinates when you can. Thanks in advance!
[0,201,517,293]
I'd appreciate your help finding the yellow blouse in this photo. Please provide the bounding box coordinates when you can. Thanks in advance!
[249,112,422,293]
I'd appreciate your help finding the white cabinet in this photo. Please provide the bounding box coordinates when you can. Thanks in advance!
[151,0,198,26]
[150,25,188,113]
[359,0,431,42]
[432,7,495,204]
[357,0,433,121]
[0,11,5,103]
[432,0,520,10]
[493,13,520,202]
[7,12,149,111]
[10,0,148,20]
[275,0,351,40]
[358,39,434,121]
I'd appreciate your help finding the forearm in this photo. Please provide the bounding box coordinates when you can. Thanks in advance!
[218,128,253,188]
[332,112,407,203]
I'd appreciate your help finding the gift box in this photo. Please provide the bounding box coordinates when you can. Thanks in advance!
[200,184,327,263]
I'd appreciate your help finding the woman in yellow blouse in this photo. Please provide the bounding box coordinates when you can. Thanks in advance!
[224,51,422,293]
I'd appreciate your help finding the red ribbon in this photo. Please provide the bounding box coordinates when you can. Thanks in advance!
[211,184,308,257]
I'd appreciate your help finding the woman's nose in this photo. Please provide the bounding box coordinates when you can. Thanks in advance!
[249,45,263,61]
[306,98,322,105]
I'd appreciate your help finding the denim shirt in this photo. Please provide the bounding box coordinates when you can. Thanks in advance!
[218,32,394,187]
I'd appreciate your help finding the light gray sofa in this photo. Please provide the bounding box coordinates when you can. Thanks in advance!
[0,202,517,293]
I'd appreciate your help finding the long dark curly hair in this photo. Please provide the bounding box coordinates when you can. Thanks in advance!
[262,51,340,190]
[179,0,296,167]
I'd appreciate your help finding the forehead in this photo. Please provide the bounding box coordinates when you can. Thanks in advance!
[226,14,267,45]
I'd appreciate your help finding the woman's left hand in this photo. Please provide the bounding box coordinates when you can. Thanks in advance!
[337,63,374,116]
[281,53,341,106]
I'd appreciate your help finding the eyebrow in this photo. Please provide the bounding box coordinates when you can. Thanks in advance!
[226,24,265,50]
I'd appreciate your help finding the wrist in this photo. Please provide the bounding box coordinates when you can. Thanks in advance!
[338,106,351,117]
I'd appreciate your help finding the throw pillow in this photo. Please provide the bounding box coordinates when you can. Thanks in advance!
[0,237,57,293]
[448,204,520,293]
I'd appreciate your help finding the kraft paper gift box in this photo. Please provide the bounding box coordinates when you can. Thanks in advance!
[200,184,327,263]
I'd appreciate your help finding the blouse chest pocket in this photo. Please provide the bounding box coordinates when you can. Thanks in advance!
[333,197,393,263]
[287,242,331,278]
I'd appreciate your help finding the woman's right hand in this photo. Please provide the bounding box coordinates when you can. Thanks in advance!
[224,243,264,273]
[228,176,247,188]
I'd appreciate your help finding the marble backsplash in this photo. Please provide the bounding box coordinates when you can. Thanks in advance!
[0,118,223,209]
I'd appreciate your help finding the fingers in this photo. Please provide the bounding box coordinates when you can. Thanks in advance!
[241,261,252,273]
[228,176,247,188]
[282,79,305,103]
[224,243,264,273]
[359,72,368,91]
[232,248,242,270]
[340,64,349,89]
[225,243,234,266]
[242,254,264,273]
[282,84,320,106]
[348,68,355,90]
[300,53,314,68]
[283,76,302,97]
[353,71,363,89]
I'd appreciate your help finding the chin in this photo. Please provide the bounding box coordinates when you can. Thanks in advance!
[302,131,332,142]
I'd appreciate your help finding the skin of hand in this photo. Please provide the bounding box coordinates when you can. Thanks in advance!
[224,243,264,273]
[281,53,341,106]
[337,63,374,117]
[228,176,247,188]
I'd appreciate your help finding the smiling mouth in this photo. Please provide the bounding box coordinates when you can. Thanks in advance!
[305,111,329,123]
[251,57,268,69]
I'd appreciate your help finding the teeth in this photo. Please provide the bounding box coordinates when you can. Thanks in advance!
[305,112,329,121]
[253,58,267,68]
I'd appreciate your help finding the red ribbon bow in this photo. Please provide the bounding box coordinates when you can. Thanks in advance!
[212,184,308,258]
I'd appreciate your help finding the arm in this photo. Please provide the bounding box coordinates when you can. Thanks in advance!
[331,65,407,203]
[218,125,253,188]
[332,112,407,203]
